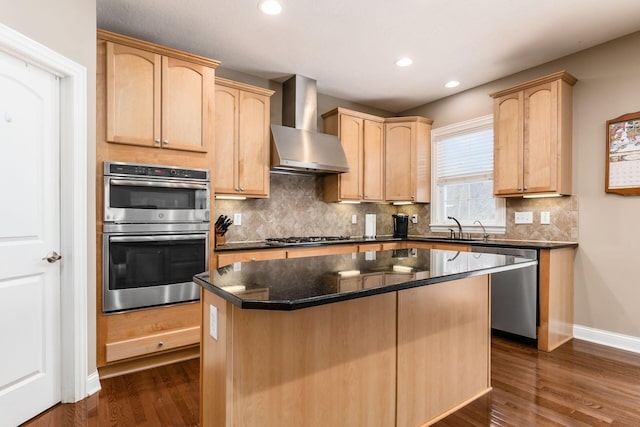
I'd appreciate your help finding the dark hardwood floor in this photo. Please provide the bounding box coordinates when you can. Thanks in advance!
[21,336,640,426]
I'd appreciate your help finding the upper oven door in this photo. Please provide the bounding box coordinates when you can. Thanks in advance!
[104,176,210,224]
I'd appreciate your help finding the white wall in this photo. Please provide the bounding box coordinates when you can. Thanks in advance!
[2,0,98,372]
[403,31,640,338]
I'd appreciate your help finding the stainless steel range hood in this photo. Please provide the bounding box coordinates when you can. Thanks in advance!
[271,75,349,175]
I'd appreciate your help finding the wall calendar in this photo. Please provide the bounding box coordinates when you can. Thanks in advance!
[606,112,640,195]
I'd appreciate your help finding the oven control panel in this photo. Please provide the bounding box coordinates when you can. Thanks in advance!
[105,161,209,181]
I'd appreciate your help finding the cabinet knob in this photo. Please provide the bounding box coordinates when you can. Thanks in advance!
[411,196,415,200]
[157,341,164,348]
[523,186,528,191]
[517,187,522,191]
[163,139,169,145]
[154,138,161,144]
[240,186,245,192]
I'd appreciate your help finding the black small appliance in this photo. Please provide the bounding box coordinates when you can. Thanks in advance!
[392,214,409,238]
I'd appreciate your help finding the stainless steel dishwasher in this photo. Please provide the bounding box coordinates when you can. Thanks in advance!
[473,246,538,339]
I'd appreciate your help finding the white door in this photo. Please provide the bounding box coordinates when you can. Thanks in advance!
[0,51,61,426]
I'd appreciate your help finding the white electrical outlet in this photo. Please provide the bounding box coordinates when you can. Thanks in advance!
[209,304,218,340]
[411,214,418,224]
[351,214,357,224]
[233,213,242,225]
[233,262,241,272]
[541,211,551,225]
[514,211,533,224]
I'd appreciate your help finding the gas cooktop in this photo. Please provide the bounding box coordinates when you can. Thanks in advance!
[264,236,352,246]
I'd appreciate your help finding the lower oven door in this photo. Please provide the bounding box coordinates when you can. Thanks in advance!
[103,232,208,313]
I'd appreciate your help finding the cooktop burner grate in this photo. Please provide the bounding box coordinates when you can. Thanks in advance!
[264,235,352,246]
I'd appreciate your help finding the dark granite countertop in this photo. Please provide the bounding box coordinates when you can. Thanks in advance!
[195,248,537,311]
[214,235,577,252]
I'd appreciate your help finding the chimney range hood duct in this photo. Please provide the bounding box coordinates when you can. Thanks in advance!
[270,75,349,175]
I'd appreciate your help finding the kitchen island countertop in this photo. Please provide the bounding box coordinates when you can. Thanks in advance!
[195,247,537,311]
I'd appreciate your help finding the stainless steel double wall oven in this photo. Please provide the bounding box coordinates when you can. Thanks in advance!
[102,162,210,313]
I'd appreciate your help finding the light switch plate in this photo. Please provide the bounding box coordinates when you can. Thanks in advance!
[233,213,242,225]
[514,211,533,224]
[540,211,551,225]
[233,262,241,272]
[351,214,357,224]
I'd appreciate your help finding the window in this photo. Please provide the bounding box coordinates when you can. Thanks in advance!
[430,115,505,234]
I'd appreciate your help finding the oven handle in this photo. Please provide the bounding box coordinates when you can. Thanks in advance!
[109,179,209,191]
[109,234,207,243]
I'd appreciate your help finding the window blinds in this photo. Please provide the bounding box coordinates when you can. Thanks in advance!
[435,125,493,184]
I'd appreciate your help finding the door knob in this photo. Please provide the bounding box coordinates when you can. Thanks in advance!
[42,251,62,263]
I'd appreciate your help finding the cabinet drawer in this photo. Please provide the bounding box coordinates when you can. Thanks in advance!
[287,245,357,259]
[217,250,286,267]
[382,242,407,250]
[105,326,200,363]
[358,243,382,252]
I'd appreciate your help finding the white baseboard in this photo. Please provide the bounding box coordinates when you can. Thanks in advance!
[573,324,640,354]
[86,370,102,397]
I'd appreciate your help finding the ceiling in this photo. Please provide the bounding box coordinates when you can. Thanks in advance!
[97,0,640,113]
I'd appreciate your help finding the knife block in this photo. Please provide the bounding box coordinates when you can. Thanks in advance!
[215,232,226,247]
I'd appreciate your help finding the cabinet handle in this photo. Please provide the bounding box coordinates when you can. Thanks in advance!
[517,187,522,191]
[154,138,161,144]
[240,186,245,192]
[157,341,164,348]
[234,187,240,192]
[411,196,415,200]
[163,139,169,145]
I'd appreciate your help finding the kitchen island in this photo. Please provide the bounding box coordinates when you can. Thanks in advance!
[195,248,536,427]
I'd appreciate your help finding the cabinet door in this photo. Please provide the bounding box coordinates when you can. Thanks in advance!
[106,42,161,147]
[362,274,384,289]
[523,82,558,194]
[215,85,239,194]
[363,119,384,201]
[339,114,364,200]
[238,91,270,197]
[385,122,414,201]
[162,57,213,152]
[493,92,524,196]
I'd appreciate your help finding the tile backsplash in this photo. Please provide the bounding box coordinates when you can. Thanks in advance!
[215,174,578,243]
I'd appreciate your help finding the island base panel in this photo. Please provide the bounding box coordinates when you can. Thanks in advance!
[201,291,397,427]
[397,275,491,426]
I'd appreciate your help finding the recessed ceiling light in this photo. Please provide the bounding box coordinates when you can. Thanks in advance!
[395,57,413,67]
[445,80,460,88]
[259,0,282,15]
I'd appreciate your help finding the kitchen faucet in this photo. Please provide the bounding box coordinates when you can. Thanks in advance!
[447,216,463,239]
[474,220,489,242]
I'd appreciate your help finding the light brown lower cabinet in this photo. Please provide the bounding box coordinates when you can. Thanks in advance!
[538,247,575,351]
[201,274,491,427]
[97,301,201,378]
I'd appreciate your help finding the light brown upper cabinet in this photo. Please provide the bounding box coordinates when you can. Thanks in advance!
[322,108,385,202]
[103,34,216,153]
[215,78,274,198]
[491,71,577,197]
[384,117,433,203]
